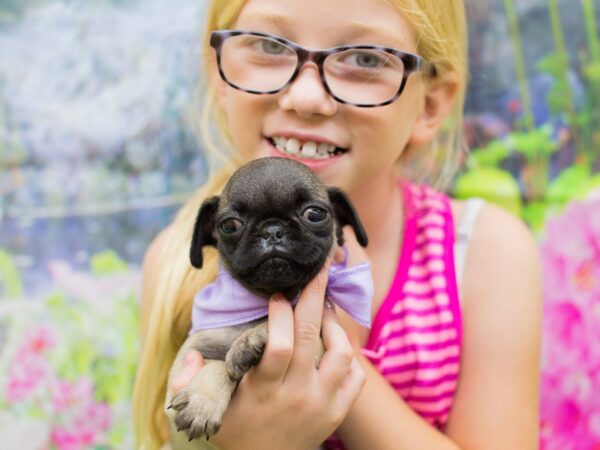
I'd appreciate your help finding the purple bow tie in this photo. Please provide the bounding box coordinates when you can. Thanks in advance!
[190,251,373,334]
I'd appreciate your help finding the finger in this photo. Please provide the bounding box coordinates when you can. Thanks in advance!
[287,260,330,376]
[171,350,204,394]
[318,300,355,390]
[342,226,369,266]
[333,245,345,263]
[333,357,366,415]
[253,294,294,383]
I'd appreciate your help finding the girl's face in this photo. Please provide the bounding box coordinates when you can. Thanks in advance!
[213,0,432,195]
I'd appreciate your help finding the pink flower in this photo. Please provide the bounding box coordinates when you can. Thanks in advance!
[5,327,56,403]
[24,326,57,354]
[540,194,600,448]
[51,427,91,450]
[49,378,112,448]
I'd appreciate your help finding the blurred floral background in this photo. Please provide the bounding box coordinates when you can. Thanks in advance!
[0,0,598,448]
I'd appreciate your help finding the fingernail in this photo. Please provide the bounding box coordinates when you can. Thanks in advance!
[184,351,196,365]
[272,293,286,302]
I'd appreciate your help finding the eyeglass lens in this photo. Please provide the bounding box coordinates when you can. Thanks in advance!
[219,34,406,106]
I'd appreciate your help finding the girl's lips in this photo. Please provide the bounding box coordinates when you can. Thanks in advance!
[264,137,346,173]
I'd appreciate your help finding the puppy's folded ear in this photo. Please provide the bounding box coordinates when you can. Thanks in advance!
[190,196,220,268]
[327,187,368,248]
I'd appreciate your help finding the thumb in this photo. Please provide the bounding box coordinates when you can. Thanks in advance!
[342,226,369,266]
[172,350,205,394]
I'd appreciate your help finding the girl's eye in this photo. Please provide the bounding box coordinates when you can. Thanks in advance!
[252,37,289,55]
[219,218,243,234]
[353,52,382,68]
[302,207,328,223]
[340,50,390,69]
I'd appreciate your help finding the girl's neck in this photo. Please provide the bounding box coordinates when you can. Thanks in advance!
[342,173,405,346]
[350,173,404,255]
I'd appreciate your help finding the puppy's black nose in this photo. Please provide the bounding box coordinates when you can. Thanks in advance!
[262,223,285,244]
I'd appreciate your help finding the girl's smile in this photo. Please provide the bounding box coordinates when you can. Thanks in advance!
[264,131,349,173]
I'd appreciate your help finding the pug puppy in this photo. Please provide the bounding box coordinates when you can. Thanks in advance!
[167,157,368,444]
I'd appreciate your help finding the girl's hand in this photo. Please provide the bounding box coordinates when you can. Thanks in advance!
[171,261,365,450]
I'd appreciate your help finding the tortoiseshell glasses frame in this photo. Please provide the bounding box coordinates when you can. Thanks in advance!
[209,30,437,108]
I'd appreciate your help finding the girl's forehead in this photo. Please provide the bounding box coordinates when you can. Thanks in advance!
[235,0,416,50]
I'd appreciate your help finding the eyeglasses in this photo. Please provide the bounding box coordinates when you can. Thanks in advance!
[210,30,436,108]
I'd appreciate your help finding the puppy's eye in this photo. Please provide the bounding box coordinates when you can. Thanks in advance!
[302,207,328,223]
[219,218,243,235]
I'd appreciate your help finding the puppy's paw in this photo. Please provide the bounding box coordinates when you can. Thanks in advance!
[170,362,236,441]
[226,327,267,382]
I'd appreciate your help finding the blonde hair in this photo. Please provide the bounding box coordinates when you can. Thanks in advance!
[132,1,468,448]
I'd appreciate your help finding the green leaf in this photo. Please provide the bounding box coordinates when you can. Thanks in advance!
[522,201,554,233]
[584,61,600,83]
[0,248,23,298]
[90,250,128,275]
[453,167,523,217]
[546,164,591,205]
[468,140,511,168]
[507,125,558,161]
[537,52,569,77]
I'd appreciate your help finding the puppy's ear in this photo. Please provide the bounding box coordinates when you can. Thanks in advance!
[190,196,220,268]
[327,187,368,248]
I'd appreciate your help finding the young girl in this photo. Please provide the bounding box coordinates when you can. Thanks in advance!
[134,0,542,448]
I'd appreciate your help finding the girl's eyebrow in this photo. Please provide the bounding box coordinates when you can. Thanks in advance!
[238,12,409,48]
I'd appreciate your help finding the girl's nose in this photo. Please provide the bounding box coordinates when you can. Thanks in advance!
[278,64,338,118]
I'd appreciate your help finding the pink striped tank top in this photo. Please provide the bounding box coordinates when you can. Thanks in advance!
[325,181,462,449]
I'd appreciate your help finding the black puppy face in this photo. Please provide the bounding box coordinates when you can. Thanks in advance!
[190,157,367,299]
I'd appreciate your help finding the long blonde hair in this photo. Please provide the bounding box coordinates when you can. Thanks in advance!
[132,1,468,448]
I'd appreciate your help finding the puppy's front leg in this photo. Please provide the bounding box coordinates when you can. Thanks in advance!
[168,335,237,444]
[225,320,269,382]
[170,360,236,441]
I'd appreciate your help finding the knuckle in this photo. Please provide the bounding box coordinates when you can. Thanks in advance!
[313,396,329,414]
[295,321,321,343]
[356,365,367,387]
[336,349,355,368]
[287,391,308,410]
[352,371,367,396]
[267,340,293,360]
[325,408,346,430]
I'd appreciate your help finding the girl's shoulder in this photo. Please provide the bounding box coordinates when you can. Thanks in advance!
[450,199,539,283]
[450,198,540,304]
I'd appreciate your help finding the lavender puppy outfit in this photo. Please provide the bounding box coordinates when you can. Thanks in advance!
[190,250,373,334]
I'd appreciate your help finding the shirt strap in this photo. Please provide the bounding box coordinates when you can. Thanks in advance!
[454,198,485,292]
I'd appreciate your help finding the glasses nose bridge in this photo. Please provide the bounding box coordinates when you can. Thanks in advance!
[294,47,327,76]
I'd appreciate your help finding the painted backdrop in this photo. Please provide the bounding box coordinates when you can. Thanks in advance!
[0,0,599,448]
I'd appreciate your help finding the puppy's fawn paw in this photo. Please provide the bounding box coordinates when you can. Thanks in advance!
[170,363,235,441]
[225,328,267,382]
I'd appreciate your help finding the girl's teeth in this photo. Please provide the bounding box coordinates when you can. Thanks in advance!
[301,141,317,157]
[285,138,300,154]
[272,136,340,159]
[317,143,330,156]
